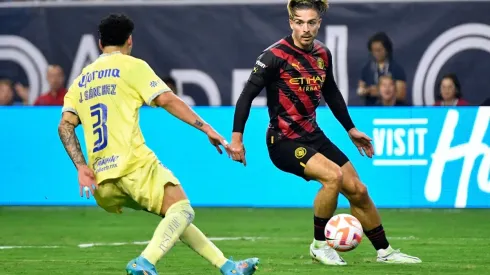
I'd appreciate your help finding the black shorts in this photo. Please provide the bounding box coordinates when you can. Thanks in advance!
[267,130,349,180]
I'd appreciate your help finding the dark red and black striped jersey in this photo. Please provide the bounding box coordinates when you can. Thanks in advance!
[233,35,354,141]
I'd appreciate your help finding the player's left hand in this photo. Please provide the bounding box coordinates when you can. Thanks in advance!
[205,127,232,157]
[78,165,97,199]
[348,128,374,158]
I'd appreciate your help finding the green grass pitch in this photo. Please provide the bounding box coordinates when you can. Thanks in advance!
[0,207,489,274]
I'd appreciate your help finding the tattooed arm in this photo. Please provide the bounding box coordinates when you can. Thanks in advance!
[153,91,212,133]
[151,91,229,154]
[58,111,86,169]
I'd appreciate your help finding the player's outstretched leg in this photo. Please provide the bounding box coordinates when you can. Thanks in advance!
[304,153,346,266]
[126,184,194,275]
[340,162,421,264]
[180,224,259,275]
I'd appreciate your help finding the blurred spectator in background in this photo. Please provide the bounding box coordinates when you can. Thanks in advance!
[358,32,407,106]
[34,64,67,106]
[161,76,176,94]
[13,83,28,105]
[433,73,469,106]
[0,79,14,106]
[375,75,408,106]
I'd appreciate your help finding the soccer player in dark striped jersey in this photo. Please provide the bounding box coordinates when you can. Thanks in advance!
[230,0,421,266]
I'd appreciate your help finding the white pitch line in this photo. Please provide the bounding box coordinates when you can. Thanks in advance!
[209,237,269,241]
[78,237,269,248]
[0,236,422,250]
[388,236,418,240]
[0,245,60,250]
[6,236,490,250]
[0,237,269,250]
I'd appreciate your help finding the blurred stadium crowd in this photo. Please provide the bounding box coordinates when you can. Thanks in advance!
[1,2,489,107]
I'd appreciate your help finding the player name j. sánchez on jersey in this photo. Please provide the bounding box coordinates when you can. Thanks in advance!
[78,84,117,103]
[77,68,120,103]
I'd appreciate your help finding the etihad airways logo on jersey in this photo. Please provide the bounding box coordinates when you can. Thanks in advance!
[289,76,325,85]
[78,68,121,88]
[289,76,325,92]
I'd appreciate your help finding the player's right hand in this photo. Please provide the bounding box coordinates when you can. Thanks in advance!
[230,138,247,166]
[78,165,96,199]
[205,128,232,157]
[348,128,374,158]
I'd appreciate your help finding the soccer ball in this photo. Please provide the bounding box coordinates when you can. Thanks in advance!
[325,214,363,252]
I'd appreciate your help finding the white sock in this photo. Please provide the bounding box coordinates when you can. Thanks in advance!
[312,239,327,248]
[377,245,393,255]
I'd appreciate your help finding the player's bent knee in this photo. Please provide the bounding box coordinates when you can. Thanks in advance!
[332,168,343,184]
[347,179,370,204]
[353,182,369,203]
[160,182,188,215]
[166,199,195,226]
[357,182,368,197]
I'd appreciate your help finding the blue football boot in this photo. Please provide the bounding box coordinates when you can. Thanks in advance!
[220,257,260,275]
[126,256,158,275]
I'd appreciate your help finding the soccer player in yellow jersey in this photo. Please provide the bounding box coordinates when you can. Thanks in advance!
[57,14,259,275]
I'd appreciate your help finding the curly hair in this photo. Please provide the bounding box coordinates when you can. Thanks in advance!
[367,32,393,58]
[287,0,329,19]
[98,13,134,47]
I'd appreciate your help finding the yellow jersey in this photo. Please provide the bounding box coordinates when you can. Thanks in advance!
[62,51,172,184]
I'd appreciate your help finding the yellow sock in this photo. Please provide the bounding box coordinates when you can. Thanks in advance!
[141,200,195,265]
[180,223,228,268]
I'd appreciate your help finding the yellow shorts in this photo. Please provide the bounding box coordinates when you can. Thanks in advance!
[93,160,180,215]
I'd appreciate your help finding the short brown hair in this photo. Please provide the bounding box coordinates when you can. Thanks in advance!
[377,75,394,87]
[287,0,329,19]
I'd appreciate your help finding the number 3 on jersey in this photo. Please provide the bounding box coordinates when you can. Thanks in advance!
[90,103,108,153]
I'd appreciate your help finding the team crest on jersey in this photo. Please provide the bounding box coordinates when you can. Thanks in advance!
[317,57,325,69]
[295,147,307,159]
[150,80,159,88]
